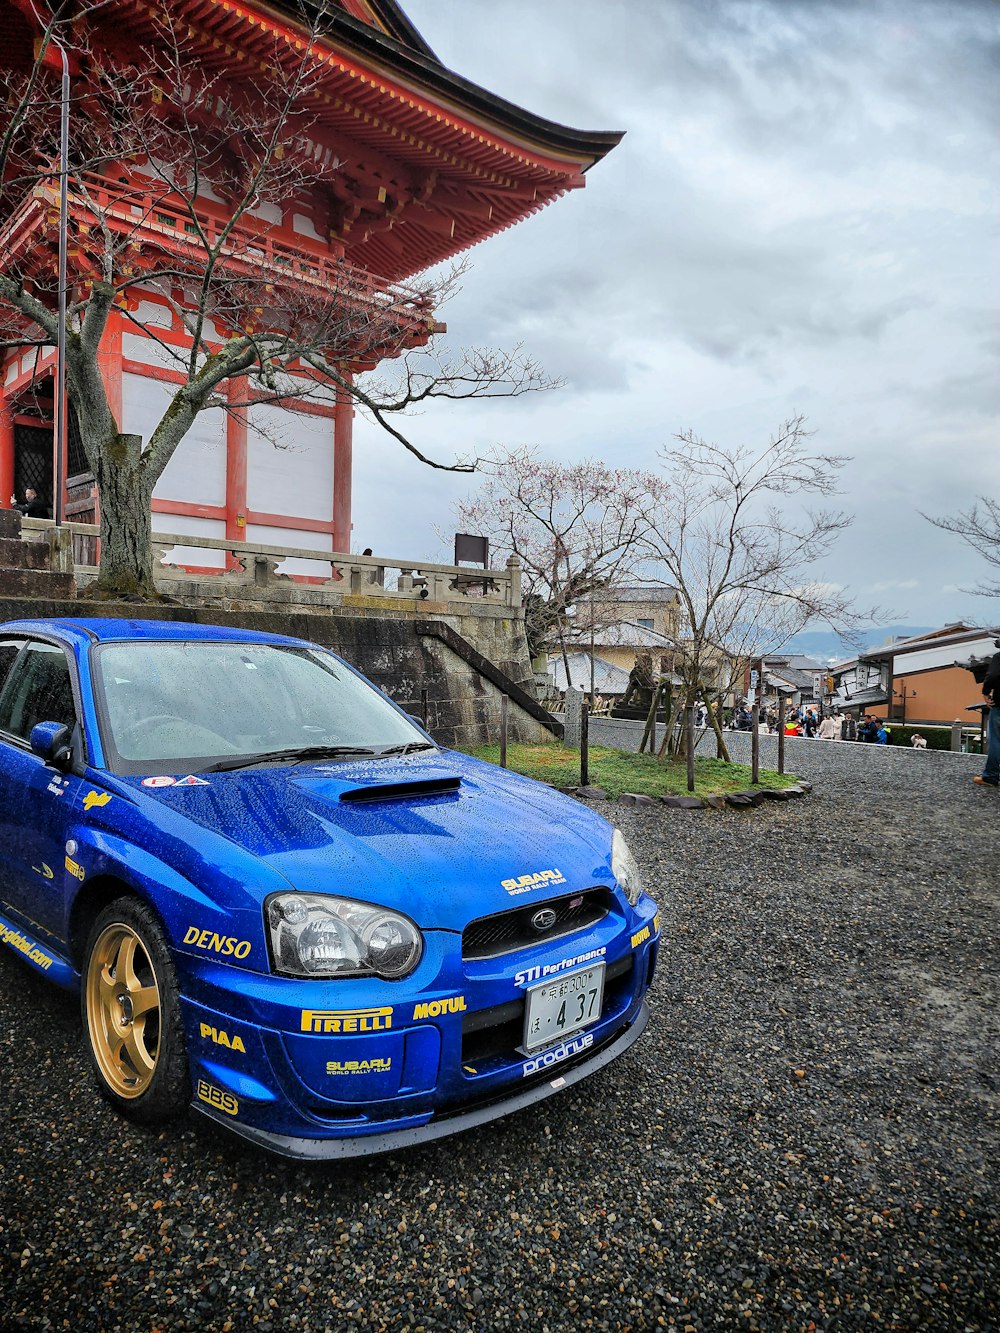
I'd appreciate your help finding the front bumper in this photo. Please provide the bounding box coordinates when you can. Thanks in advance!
[194,1001,649,1160]
[178,900,659,1158]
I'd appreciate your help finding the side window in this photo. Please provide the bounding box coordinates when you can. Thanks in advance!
[0,638,23,697]
[0,641,78,741]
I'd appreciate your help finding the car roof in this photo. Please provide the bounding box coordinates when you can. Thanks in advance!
[0,617,313,649]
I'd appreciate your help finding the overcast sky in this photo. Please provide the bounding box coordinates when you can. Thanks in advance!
[351,0,999,631]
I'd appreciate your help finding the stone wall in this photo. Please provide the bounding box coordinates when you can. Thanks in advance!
[0,589,557,750]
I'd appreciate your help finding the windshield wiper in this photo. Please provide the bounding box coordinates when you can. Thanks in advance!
[200,745,380,773]
[377,741,437,757]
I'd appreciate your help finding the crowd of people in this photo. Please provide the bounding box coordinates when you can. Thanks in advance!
[724,702,919,746]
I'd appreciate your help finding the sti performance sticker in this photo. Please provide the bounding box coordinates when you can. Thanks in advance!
[515,946,606,989]
[82,790,112,812]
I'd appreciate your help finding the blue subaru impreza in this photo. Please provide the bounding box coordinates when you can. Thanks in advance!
[0,618,658,1158]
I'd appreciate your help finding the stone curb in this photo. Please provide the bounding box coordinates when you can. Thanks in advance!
[553,781,813,812]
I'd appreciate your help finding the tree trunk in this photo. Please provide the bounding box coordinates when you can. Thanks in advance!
[703,687,731,762]
[86,433,159,600]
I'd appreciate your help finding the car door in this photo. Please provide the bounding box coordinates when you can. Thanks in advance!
[0,637,86,942]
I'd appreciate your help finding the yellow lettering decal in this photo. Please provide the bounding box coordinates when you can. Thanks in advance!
[82,791,112,812]
[300,1007,393,1034]
[412,995,468,1020]
[502,868,567,894]
[631,926,651,950]
[197,1080,239,1116]
[0,922,53,970]
[64,856,85,882]
[199,1024,247,1054]
[325,1058,392,1076]
[183,927,252,958]
[653,914,661,935]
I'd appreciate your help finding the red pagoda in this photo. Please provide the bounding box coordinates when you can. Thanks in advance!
[0,0,621,564]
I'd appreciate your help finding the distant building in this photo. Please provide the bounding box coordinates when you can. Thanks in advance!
[590,585,681,641]
[840,623,999,725]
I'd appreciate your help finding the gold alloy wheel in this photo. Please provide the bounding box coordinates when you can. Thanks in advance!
[86,922,162,1098]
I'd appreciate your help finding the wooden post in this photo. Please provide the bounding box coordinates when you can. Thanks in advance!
[499,693,509,769]
[580,697,590,788]
[777,695,786,775]
[751,658,762,785]
[686,705,695,792]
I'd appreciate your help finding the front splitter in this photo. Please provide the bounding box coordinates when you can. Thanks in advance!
[193,1001,650,1161]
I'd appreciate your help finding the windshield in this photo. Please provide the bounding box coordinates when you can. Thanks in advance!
[93,641,428,774]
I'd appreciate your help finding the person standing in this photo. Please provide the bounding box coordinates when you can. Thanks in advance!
[974,641,1000,787]
[818,713,840,740]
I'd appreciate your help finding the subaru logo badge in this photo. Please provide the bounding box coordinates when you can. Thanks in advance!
[531,907,557,932]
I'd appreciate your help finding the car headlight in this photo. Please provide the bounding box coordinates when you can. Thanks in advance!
[611,828,645,906]
[266,893,423,979]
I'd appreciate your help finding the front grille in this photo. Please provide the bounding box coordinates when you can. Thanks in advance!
[462,888,611,961]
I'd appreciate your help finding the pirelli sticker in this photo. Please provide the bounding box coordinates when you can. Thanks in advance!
[301,1007,393,1034]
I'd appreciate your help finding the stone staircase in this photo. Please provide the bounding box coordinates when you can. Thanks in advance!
[0,510,75,599]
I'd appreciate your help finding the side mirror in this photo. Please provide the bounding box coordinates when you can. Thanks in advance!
[30,721,72,770]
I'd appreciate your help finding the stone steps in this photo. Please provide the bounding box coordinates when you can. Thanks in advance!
[0,510,76,598]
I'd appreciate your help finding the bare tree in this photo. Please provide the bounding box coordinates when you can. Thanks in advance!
[0,1,554,598]
[924,496,1000,600]
[643,417,882,760]
[454,447,666,673]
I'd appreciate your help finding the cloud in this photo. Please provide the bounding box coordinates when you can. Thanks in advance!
[356,0,1000,628]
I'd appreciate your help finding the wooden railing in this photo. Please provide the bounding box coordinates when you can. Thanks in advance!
[20,517,520,610]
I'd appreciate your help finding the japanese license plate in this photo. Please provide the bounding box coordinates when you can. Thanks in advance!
[522,963,606,1054]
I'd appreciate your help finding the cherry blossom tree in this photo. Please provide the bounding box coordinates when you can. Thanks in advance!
[642,417,882,760]
[454,447,666,672]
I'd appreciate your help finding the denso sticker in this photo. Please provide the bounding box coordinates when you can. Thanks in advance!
[515,946,606,989]
[182,926,252,959]
[301,1007,393,1034]
[412,995,467,1020]
[501,868,567,896]
[521,1031,594,1078]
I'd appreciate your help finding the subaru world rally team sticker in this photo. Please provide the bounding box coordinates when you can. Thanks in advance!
[501,868,567,896]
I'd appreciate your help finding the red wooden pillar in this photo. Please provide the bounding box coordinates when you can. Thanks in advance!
[225,376,249,568]
[0,386,14,508]
[332,376,353,554]
[96,309,123,428]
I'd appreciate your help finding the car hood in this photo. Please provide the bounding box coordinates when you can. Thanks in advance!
[119,751,616,931]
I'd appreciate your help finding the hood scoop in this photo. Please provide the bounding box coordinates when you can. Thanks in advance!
[338,776,461,804]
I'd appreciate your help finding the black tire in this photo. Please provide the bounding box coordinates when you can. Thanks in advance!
[81,896,190,1124]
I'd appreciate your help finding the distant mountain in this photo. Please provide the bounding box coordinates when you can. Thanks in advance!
[779,625,935,665]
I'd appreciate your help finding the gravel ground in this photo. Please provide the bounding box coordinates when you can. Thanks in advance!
[1,742,997,1332]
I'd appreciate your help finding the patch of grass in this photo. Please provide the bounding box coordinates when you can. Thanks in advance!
[462,741,800,799]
